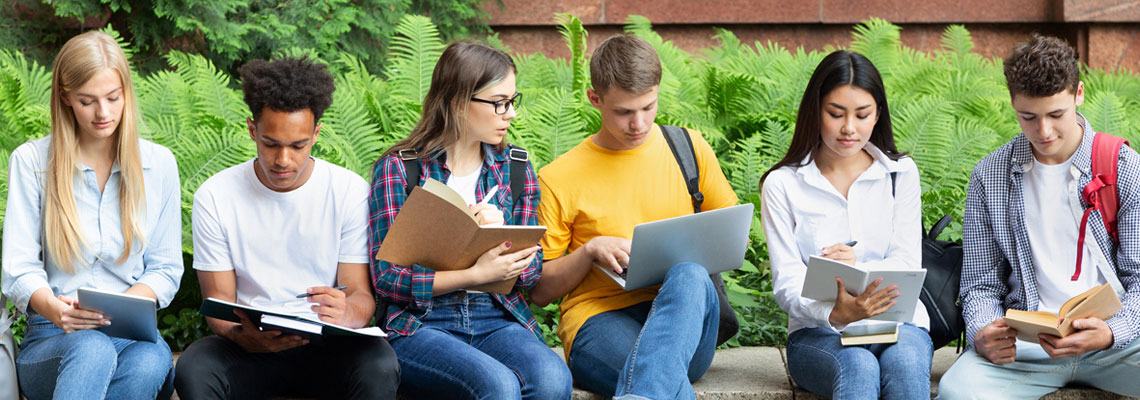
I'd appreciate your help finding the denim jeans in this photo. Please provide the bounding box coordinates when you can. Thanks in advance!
[568,262,719,400]
[936,338,1140,399]
[17,315,174,400]
[786,323,933,400]
[388,291,572,400]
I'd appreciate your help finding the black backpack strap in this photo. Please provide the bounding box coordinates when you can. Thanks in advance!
[661,125,704,214]
[398,149,420,195]
[890,171,897,198]
[508,145,529,207]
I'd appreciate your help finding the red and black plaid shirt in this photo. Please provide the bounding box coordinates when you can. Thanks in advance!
[368,144,543,339]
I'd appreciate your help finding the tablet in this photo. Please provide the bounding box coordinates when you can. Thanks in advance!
[76,287,159,343]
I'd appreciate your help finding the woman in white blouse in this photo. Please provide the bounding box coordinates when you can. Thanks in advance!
[1,31,183,399]
[760,50,932,399]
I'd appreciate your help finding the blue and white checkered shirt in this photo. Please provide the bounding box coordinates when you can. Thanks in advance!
[962,113,1140,350]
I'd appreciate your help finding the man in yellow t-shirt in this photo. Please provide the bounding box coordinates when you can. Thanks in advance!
[529,34,739,399]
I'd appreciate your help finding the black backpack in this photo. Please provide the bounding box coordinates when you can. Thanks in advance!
[660,125,741,347]
[920,215,965,350]
[888,173,965,350]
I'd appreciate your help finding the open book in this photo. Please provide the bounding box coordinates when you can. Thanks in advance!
[801,255,927,322]
[841,321,900,346]
[1004,283,1122,343]
[199,298,386,339]
[375,178,546,294]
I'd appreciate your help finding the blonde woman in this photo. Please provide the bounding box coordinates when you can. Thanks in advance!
[1,31,183,400]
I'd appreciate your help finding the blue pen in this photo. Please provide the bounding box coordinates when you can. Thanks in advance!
[844,240,858,247]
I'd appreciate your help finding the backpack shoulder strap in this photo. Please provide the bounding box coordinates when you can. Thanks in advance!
[398,149,421,195]
[1091,132,1129,242]
[660,125,703,214]
[507,145,529,207]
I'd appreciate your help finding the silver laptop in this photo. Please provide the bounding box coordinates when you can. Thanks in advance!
[596,203,754,290]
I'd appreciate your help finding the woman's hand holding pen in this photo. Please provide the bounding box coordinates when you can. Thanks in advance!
[470,186,505,226]
[820,240,857,266]
[304,286,348,325]
[471,241,539,284]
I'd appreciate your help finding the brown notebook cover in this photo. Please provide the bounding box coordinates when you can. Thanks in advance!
[375,179,545,294]
[1004,283,1122,343]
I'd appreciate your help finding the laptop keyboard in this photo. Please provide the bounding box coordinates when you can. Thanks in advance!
[618,268,628,280]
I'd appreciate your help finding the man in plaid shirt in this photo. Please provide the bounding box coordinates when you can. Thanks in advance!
[938,36,1140,399]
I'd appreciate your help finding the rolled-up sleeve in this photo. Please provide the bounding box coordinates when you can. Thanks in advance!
[136,148,184,309]
[2,143,50,314]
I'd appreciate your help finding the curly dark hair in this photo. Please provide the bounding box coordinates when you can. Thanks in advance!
[239,57,335,122]
[1003,34,1080,98]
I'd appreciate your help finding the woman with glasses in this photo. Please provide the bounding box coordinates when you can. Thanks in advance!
[367,41,573,399]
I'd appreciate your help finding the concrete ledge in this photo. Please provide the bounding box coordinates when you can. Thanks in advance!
[172,347,1134,399]
[567,347,1134,400]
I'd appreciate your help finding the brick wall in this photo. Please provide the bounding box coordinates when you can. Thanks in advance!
[482,0,1140,72]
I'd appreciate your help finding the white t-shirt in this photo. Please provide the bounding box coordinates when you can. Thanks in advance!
[446,168,480,206]
[447,167,483,293]
[1019,157,1106,358]
[191,158,370,317]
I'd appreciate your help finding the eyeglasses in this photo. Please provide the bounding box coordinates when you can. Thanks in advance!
[470,93,522,115]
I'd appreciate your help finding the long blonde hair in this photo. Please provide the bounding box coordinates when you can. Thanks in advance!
[45,31,146,273]
[383,41,515,159]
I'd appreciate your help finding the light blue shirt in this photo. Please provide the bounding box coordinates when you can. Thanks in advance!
[2,136,184,314]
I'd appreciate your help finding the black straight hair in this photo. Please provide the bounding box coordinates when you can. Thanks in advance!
[759,50,905,189]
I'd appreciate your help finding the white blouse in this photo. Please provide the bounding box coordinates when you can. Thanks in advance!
[761,144,930,334]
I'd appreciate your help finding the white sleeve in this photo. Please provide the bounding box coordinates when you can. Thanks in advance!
[1,144,50,313]
[191,187,233,272]
[857,159,922,272]
[761,172,845,332]
[338,177,370,264]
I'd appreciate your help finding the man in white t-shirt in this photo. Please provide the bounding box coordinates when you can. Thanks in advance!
[938,35,1140,399]
[174,57,399,399]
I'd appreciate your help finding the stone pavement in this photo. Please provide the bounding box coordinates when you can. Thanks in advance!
[171,347,1134,399]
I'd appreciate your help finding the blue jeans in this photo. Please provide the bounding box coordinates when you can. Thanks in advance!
[568,262,719,400]
[388,291,572,400]
[17,315,174,400]
[786,323,933,400]
[936,338,1140,399]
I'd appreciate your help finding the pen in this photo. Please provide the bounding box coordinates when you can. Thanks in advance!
[844,240,858,247]
[479,186,500,205]
[296,285,347,298]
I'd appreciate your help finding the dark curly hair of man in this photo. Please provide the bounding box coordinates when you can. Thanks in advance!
[239,57,335,123]
[1003,34,1080,98]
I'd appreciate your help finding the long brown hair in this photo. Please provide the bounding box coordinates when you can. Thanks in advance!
[759,50,904,188]
[46,31,146,273]
[383,41,516,159]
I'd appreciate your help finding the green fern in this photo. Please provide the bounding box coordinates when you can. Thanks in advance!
[509,88,589,168]
[387,14,445,103]
[555,13,589,94]
[849,18,902,78]
[0,50,51,149]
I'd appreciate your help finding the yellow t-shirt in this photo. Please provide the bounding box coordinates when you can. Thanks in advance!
[537,125,739,356]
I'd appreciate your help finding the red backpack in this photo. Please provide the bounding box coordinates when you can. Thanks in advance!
[1073,132,1130,280]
